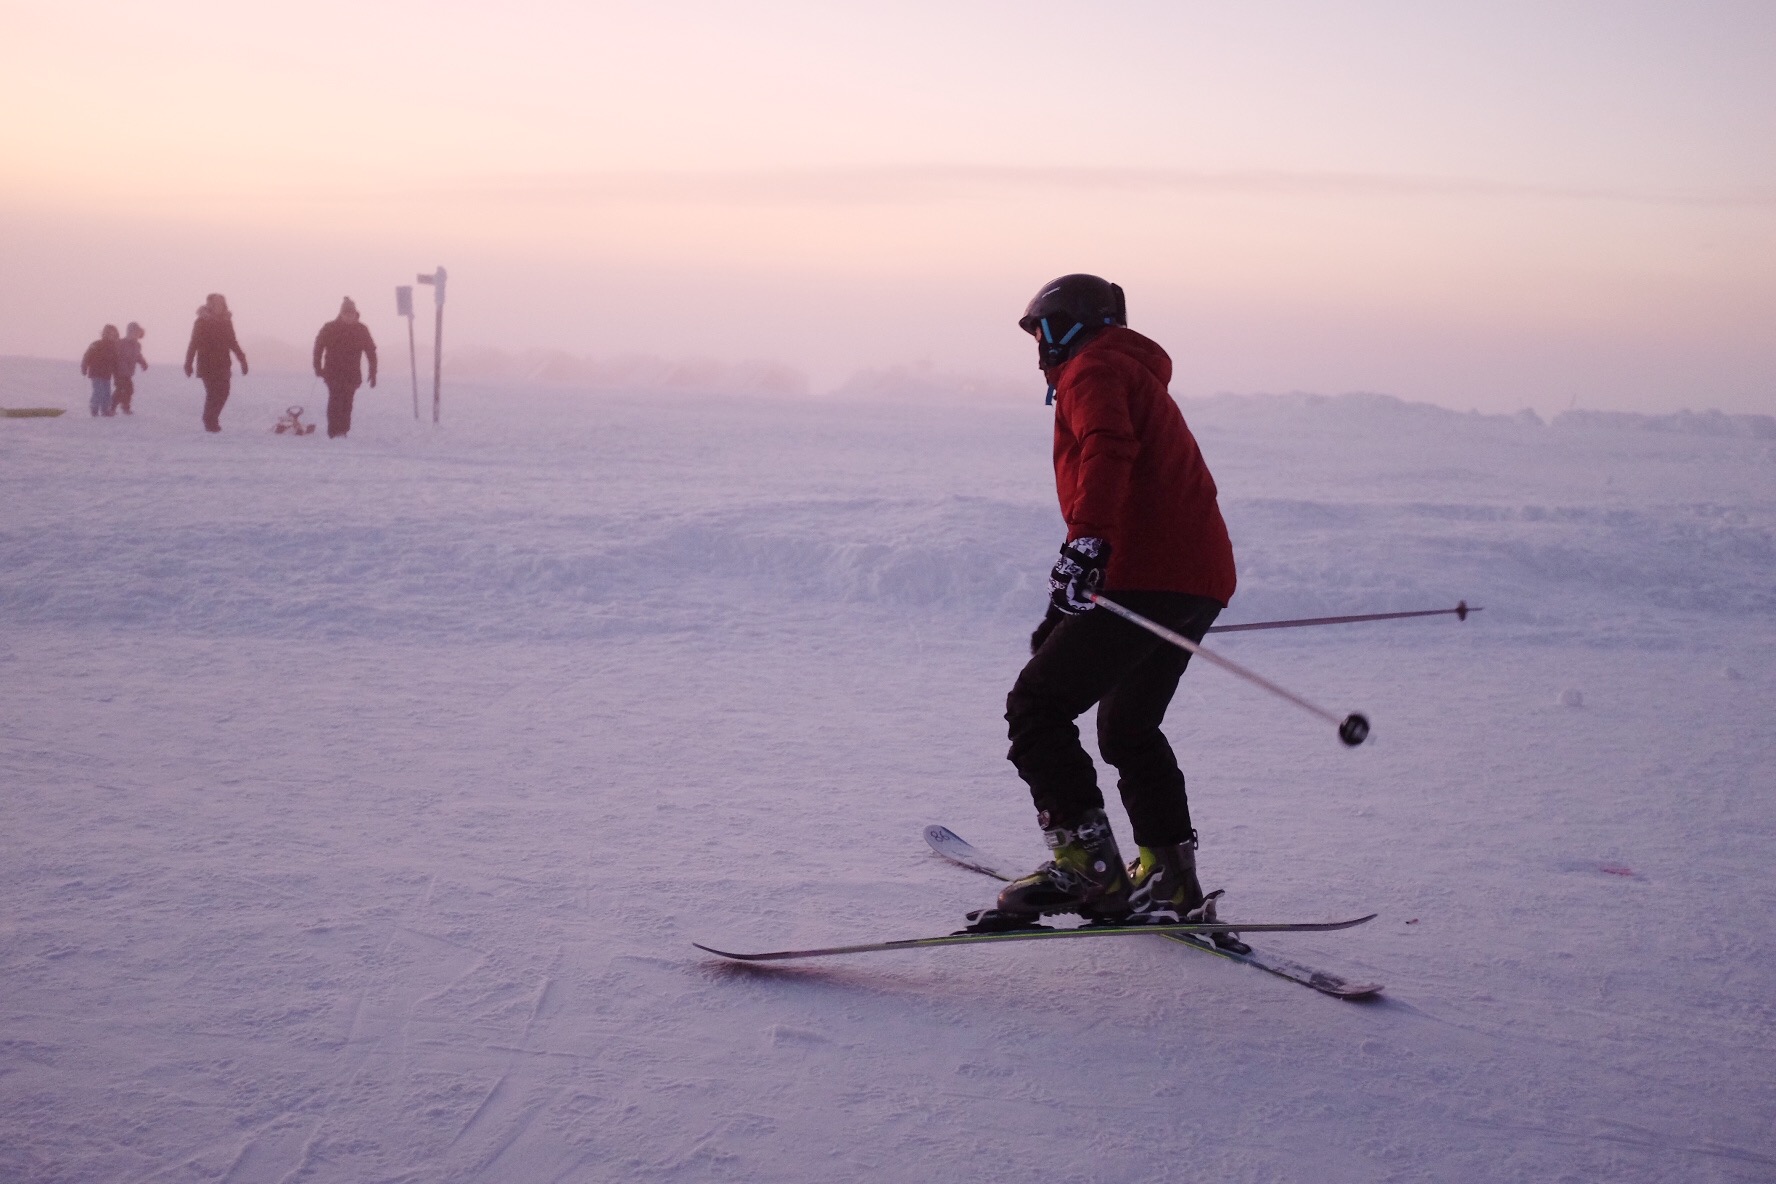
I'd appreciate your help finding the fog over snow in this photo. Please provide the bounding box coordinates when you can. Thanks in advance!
[8,5,1776,416]
[2,358,1773,1182]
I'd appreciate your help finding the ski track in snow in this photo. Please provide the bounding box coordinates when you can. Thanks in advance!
[2,359,1773,1182]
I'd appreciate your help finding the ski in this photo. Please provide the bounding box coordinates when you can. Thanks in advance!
[922,825,1385,1000]
[693,913,1372,964]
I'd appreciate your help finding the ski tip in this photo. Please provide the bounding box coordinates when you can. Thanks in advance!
[923,823,975,852]
[923,824,1018,881]
[692,942,751,961]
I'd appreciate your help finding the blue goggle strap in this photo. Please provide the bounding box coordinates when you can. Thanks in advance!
[1039,318,1085,346]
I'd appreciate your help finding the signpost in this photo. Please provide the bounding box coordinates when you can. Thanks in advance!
[395,285,418,420]
[415,267,446,424]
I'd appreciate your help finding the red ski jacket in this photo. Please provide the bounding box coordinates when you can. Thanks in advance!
[1049,327,1237,604]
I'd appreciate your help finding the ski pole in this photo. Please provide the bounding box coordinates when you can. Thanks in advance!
[1207,601,1479,634]
[1090,594,1371,747]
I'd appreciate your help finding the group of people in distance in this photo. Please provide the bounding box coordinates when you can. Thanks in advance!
[78,294,378,438]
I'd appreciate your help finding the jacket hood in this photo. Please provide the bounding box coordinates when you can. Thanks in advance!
[1071,326,1171,387]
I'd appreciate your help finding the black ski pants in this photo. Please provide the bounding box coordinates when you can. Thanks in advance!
[325,378,359,437]
[200,372,230,432]
[1006,591,1222,849]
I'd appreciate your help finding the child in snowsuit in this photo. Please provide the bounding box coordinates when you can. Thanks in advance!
[80,325,121,417]
[113,322,148,415]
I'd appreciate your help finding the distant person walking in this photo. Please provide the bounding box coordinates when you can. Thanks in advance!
[312,297,377,438]
[184,293,248,433]
[80,324,121,417]
[113,322,149,415]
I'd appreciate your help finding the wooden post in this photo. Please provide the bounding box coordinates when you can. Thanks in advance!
[416,266,447,425]
[395,285,418,420]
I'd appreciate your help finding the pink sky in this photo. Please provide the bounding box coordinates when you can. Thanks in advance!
[3,0,1772,412]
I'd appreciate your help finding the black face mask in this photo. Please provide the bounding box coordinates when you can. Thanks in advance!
[1024,317,1104,404]
[1026,316,1087,371]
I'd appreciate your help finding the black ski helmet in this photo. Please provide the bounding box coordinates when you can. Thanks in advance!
[1018,274,1127,370]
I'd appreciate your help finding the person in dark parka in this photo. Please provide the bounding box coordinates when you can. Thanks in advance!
[312,297,377,438]
[184,294,248,432]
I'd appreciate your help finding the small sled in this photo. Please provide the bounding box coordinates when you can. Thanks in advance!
[1,407,66,418]
[274,406,317,436]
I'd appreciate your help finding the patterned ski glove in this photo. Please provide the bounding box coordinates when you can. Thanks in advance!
[1048,537,1111,615]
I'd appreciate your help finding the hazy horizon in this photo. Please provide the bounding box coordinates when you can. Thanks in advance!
[4,1,1773,416]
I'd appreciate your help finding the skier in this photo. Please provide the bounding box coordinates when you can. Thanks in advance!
[311,297,377,438]
[112,322,148,415]
[80,324,121,417]
[184,293,249,433]
[988,274,1238,928]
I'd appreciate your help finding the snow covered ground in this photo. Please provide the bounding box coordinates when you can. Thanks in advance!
[3,357,1773,1182]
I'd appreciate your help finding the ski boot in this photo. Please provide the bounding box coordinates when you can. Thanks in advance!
[1128,834,1248,952]
[1126,834,1205,922]
[966,809,1131,931]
